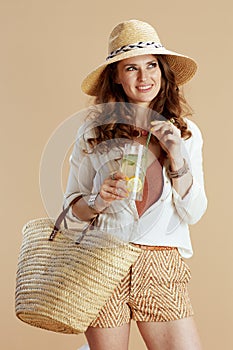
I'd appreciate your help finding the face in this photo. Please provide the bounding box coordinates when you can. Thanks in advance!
[116,54,161,107]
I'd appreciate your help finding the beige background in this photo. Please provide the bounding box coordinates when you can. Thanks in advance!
[1,0,232,349]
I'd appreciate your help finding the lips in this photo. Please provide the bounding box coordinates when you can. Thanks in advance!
[136,84,153,92]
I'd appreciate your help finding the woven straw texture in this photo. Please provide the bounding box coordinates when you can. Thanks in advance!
[81,19,197,95]
[15,218,140,334]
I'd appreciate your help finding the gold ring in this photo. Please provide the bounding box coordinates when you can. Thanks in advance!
[111,172,116,180]
[169,117,175,124]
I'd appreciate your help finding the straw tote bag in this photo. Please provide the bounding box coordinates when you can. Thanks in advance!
[15,197,141,334]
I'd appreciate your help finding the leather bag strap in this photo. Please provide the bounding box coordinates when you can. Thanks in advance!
[49,195,98,242]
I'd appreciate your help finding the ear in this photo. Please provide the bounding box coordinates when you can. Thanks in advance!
[114,74,121,84]
[110,62,121,84]
[113,67,121,84]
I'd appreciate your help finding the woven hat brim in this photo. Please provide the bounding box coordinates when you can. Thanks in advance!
[81,48,197,96]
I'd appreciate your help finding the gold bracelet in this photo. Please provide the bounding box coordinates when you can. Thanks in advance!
[167,158,189,179]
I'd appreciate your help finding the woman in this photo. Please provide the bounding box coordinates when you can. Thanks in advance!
[65,20,207,350]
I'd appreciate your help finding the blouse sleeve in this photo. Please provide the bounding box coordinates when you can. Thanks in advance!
[63,125,96,222]
[171,119,208,224]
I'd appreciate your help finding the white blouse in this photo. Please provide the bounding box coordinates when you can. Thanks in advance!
[64,118,207,258]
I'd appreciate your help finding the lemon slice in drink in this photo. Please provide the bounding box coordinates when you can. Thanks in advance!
[127,176,143,193]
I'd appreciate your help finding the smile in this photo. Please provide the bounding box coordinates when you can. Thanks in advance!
[136,85,153,92]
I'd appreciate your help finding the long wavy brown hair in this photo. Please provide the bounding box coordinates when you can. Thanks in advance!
[85,55,192,149]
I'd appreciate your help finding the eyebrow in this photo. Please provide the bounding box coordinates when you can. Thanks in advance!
[123,60,158,67]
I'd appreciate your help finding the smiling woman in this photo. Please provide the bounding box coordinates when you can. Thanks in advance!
[115,55,162,107]
[64,19,207,350]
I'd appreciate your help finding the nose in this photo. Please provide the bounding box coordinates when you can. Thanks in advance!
[138,68,148,82]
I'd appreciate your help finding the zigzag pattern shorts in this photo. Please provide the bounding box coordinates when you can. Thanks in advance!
[89,248,194,328]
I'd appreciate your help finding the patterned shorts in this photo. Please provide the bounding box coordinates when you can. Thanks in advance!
[89,248,194,328]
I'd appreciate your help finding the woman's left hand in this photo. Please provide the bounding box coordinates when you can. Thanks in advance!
[150,120,182,161]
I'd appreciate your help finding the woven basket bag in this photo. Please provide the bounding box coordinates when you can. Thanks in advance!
[15,198,140,334]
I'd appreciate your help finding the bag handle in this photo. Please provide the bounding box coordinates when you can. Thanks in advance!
[49,196,98,243]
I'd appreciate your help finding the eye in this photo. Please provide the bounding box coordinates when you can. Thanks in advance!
[125,66,137,71]
[148,62,158,69]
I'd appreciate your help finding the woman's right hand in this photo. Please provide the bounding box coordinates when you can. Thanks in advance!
[99,172,129,203]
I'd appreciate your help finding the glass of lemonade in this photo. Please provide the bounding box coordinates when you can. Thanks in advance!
[121,142,148,201]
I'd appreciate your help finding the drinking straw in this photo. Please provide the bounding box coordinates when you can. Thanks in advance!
[145,131,151,149]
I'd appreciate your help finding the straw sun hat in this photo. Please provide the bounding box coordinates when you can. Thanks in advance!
[81,19,197,96]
